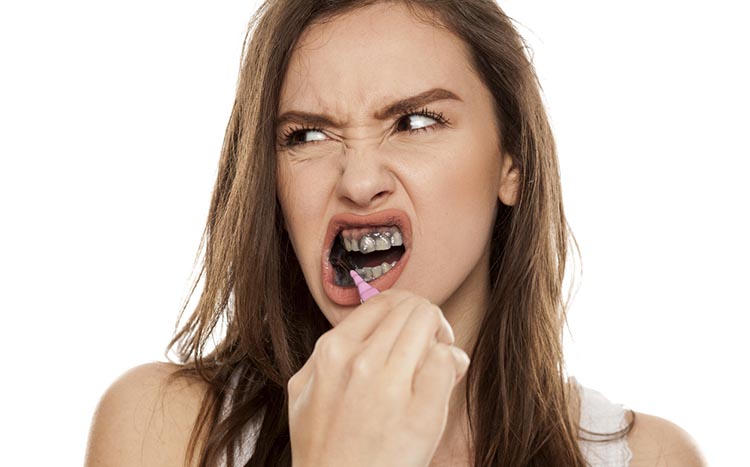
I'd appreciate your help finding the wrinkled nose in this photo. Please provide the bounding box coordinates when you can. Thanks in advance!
[335,146,395,209]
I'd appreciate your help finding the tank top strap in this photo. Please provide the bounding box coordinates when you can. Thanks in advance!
[571,376,633,466]
[218,364,264,467]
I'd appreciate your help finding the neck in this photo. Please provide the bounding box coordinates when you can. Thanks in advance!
[434,252,491,462]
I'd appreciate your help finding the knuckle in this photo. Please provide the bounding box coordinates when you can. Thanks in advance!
[396,301,417,317]
[410,296,431,308]
[412,304,442,331]
[350,354,372,377]
[313,332,335,352]
[380,379,403,402]
[314,333,347,367]
[426,305,443,327]
[287,374,298,393]
[312,334,328,355]
[410,304,431,323]
[397,296,428,316]
[432,342,454,362]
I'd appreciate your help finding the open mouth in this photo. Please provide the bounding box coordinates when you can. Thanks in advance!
[321,209,412,306]
[330,226,407,286]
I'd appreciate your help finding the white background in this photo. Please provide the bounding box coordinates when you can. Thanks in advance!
[1,1,747,465]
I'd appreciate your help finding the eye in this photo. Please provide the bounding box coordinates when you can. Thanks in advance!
[395,108,449,134]
[279,126,327,147]
[278,107,450,149]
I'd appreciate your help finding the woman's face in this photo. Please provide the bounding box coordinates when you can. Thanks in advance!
[276,2,518,326]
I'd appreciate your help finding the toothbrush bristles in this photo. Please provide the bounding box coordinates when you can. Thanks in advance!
[331,248,355,272]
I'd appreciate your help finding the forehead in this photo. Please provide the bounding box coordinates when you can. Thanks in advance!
[278,2,478,117]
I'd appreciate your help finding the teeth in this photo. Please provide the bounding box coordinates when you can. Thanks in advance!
[374,235,390,251]
[391,230,402,246]
[354,261,398,282]
[341,226,403,254]
[363,267,373,281]
[359,236,376,253]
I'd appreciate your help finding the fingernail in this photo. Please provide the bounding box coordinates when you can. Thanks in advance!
[442,315,455,344]
[450,346,470,374]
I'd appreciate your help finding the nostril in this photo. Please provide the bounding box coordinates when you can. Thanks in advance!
[344,189,389,208]
[372,190,389,202]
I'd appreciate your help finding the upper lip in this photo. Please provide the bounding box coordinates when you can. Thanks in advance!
[323,209,411,259]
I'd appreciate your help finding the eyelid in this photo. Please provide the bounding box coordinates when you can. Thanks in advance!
[279,107,451,148]
[395,107,449,131]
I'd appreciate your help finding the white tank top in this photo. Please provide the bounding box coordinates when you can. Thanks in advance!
[570,376,633,466]
[219,373,632,466]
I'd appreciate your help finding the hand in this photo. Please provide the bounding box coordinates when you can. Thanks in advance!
[287,289,471,467]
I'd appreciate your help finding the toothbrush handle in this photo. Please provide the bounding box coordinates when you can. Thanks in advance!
[349,270,380,302]
[360,285,380,302]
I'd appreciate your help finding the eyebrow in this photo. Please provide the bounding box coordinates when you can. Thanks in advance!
[276,88,462,129]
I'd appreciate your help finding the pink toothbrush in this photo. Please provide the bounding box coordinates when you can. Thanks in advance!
[350,269,380,302]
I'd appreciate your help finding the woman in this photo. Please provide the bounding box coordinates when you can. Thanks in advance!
[84,1,706,466]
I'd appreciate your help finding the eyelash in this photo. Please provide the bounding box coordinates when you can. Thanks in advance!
[278,107,451,148]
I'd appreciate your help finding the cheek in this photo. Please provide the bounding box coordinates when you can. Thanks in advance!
[429,141,500,214]
[276,165,292,229]
[277,162,316,225]
[415,150,498,304]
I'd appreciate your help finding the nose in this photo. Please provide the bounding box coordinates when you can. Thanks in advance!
[335,146,395,209]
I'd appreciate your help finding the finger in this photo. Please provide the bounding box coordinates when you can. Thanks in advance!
[410,343,469,423]
[288,355,313,404]
[333,288,414,342]
[385,302,454,387]
[288,330,351,409]
[288,290,412,407]
[355,295,454,372]
[352,294,426,372]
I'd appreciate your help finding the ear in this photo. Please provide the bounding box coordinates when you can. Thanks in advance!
[497,152,520,206]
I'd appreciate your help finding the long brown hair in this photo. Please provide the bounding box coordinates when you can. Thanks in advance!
[166,1,634,465]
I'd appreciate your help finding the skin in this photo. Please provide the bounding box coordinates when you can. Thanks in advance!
[275,2,519,463]
[82,363,708,466]
[83,3,708,466]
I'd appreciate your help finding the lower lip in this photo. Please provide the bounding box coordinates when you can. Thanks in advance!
[321,248,411,306]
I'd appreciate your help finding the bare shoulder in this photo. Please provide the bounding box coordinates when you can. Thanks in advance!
[84,362,211,467]
[627,411,708,466]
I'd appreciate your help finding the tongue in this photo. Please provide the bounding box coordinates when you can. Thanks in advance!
[348,246,404,268]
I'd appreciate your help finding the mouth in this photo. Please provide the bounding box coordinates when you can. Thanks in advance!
[321,209,411,306]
